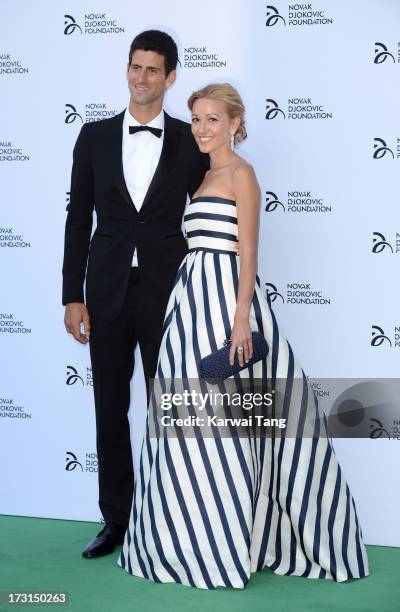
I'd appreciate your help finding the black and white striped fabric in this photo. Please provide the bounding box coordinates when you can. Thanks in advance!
[118,196,369,589]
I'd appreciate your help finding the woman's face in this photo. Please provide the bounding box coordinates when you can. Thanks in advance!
[191,97,239,154]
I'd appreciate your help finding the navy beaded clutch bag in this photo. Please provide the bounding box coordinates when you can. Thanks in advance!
[199,332,269,380]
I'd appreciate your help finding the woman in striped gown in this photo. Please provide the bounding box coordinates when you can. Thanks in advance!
[118,83,369,588]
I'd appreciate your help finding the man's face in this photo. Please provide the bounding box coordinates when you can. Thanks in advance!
[127,49,176,107]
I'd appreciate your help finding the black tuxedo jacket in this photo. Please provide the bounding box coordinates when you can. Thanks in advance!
[62,110,209,320]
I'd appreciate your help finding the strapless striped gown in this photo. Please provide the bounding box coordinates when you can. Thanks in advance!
[118,196,369,589]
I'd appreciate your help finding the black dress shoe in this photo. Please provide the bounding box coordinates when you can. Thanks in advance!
[82,523,127,558]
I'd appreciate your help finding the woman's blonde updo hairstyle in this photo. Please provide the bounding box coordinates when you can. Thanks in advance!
[188,83,247,145]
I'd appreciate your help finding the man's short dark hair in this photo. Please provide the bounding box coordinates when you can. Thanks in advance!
[128,30,178,76]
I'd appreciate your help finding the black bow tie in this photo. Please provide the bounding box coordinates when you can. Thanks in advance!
[129,125,162,138]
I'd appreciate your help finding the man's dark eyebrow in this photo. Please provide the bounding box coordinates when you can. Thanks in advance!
[130,63,161,70]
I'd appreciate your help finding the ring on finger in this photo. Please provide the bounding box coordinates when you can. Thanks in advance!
[237,346,244,353]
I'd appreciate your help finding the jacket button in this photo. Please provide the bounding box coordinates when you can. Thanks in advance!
[139,221,146,224]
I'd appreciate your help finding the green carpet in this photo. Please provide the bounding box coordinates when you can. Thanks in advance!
[0,515,398,611]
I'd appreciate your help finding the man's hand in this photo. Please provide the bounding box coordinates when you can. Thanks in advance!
[64,302,91,344]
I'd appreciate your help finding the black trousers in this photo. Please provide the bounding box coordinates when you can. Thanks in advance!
[88,267,164,527]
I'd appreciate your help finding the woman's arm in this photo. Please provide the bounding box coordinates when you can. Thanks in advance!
[229,163,261,366]
[229,164,260,365]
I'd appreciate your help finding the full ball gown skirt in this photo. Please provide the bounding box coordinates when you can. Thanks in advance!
[118,196,369,589]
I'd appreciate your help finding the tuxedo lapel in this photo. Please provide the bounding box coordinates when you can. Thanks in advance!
[108,111,138,214]
[140,111,180,213]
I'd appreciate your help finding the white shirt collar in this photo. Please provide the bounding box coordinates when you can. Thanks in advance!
[124,107,164,130]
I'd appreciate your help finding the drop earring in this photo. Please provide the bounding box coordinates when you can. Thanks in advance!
[230,133,234,151]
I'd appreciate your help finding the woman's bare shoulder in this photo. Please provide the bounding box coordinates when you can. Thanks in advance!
[232,161,256,178]
[230,154,252,172]
[232,160,260,202]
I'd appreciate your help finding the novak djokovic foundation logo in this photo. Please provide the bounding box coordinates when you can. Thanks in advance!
[373,138,400,159]
[65,103,119,124]
[0,53,29,75]
[0,313,31,334]
[374,42,400,64]
[372,232,400,254]
[371,325,400,349]
[265,98,332,120]
[265,3,333,27]
[308,381,330,399]
[183,45,227,68]
[369,418,398,439]
[64,13,125,35]
[265,282,331,305]
[66,365,93,386]
[0,228,31,248]
[265,189,331,213]
[66,451,98,472]
[0,142,29,162]
[0,398,31,420]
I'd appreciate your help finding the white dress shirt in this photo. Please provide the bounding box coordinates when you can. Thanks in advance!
[122,107,164,266]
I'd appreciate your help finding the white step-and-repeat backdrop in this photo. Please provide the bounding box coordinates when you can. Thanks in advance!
[1,1,399,545]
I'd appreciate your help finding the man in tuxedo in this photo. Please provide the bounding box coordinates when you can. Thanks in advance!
[62,30,208,558]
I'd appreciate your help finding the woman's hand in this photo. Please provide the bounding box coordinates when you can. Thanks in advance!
[229,316,253,367]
